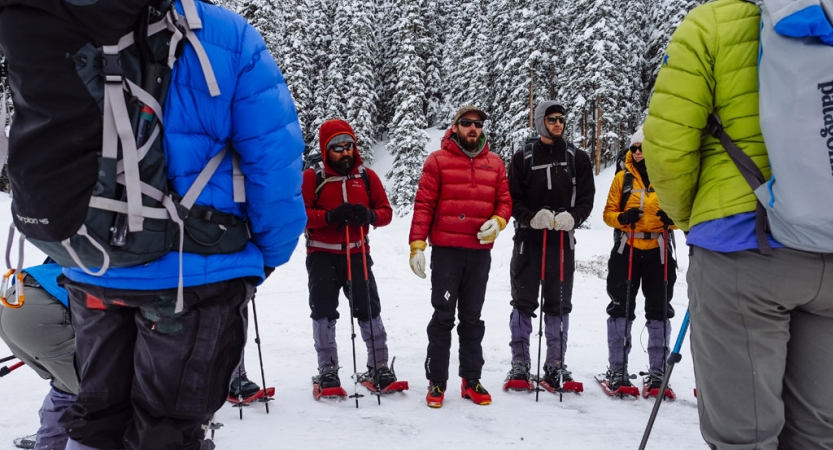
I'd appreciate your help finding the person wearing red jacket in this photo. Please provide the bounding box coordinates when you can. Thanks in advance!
[408,105,512,408]
[303,119,395,392]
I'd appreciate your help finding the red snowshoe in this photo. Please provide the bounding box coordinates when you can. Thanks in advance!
[595,372,639,398]
[227,387,275,405]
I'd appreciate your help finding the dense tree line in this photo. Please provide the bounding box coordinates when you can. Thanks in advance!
[0,2,710,209]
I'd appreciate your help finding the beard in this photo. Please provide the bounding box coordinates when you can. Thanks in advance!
[332,155,354,174]
[458,132,479,151]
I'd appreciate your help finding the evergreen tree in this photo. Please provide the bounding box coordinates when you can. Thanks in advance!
[643,0,709,109]
[274,0,316,155]
[385,0,429,213]
[439,0,489,127]
[341,0,380,164]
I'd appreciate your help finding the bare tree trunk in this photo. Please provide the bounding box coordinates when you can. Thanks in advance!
[528,70,534,129]
[595,96,603,176]
[581,110,587,152]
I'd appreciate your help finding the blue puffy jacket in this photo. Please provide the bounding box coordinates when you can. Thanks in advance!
[64,1,306,290]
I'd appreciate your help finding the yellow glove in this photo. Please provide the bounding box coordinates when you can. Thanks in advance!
[409,240,427,279]
[476,216,507,244]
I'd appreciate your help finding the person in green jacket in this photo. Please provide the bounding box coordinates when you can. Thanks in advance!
[644,1,833,449]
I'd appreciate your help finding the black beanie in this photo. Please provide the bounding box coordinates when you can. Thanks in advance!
[545,104,566,116]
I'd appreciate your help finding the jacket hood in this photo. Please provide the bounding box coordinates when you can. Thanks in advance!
[534,100,566,139]
[318,119,364,174]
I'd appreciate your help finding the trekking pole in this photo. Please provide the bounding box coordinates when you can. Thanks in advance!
[558,228,566,403]
[621,226,636,389]
[250,294,271,413]
[345,226,363,408]
[359,232,381,405]
[0,360,24,377]
[662,228,669,374]
[0,355,15,364]
[534,229,547,402]
[235,364,244,420]
[639,310,690,450]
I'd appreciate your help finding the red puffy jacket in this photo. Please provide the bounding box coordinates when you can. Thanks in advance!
[304,121,392,254]
[409,128,512,249]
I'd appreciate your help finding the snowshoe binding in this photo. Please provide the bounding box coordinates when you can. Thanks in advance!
[503,361,534,392]
[312,370,348,400]
[595,370,639,398]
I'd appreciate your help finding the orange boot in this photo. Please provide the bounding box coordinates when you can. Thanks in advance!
[461,379,492,405]
[426,381,446,408]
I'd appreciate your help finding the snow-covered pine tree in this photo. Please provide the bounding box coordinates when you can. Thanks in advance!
[622,0,649,145]
[307,0,335,153]
[419,0,444,128]
[238,1,281,60]
[439,0,490,127]
[560,0,632,171]
[643,0,709,109]
[385,0,429,213]
[274,0,316,155]
[486,0,537,161]
[340,0,380,164]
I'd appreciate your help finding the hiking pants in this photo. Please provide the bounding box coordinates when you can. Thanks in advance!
[0,283,77,395]
[606,243,676,321]
[425,247,491,382]
[509,231,575,316]
[61,278,253,450]
[689,247,833,450]
[307,251,381,322]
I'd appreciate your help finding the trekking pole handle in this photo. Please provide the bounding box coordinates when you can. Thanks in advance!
[0,361,24,377]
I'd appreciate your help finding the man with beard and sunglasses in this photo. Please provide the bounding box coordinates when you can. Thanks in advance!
[503,100,594,393]
[302,119,397,394]
[408,105,512,408]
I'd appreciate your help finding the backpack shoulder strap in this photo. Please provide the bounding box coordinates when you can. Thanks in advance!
[522,139,535,184]
[565,142,578,208]
[620,170,635,212]
[358,165,372,202]
[706,112,771,254]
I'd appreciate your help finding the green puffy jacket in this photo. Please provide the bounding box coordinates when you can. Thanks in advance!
[643,0,769,231]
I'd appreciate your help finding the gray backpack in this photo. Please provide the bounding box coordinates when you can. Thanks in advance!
[709,0,833,253]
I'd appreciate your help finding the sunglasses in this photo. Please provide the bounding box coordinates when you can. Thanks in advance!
[457,119,484,128]
[546,115,566,125]
[630,145,642,152]
[328,142,354,153]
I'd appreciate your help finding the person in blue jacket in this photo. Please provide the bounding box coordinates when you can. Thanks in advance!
[0,263,76,450]
[0,1,305,449]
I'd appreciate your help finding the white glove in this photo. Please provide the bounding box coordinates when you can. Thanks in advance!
[530,209,555,230]
[553,211,575,231]
[477,218,501,244]
[409,249,426,279]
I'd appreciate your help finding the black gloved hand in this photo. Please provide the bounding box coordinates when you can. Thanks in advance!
[352,204,376,225]
[264,266,275,280]
[325,203,355,225]
[618,208,643,226]
[656,210,674,227]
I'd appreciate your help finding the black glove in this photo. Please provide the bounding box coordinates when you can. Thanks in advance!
[325,203,355,224]
[352,204,376,225]
[656,210,674,227]
[264,266,275,280]
[618,208,643,226]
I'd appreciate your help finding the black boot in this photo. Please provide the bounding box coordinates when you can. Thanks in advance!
[229,374,261,397]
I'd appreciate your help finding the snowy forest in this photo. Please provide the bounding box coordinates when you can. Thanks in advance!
[0,0,709,208]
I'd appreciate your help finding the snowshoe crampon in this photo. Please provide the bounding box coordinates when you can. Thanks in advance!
[594,374,639,398]
[226,387,275,406]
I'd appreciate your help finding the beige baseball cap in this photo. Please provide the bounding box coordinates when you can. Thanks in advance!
[452,105,488,123]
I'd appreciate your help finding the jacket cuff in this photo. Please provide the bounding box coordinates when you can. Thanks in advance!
[491,215,507,231]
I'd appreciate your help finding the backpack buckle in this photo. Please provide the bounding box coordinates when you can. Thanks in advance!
[101,48,123,83]
[706,113,723,139]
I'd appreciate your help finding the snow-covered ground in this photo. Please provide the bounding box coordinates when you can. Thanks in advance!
[0,129,706,449]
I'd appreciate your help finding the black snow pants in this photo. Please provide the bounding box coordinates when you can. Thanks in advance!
[425,246,491,382]
[60,278,253,450]
[606,243,676,321]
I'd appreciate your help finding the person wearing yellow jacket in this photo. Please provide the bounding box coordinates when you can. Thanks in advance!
[602,127,676,393]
